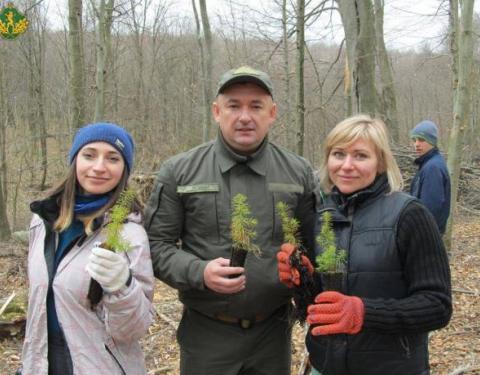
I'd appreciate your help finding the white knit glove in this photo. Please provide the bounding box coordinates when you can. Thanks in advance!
[86,246,130,293]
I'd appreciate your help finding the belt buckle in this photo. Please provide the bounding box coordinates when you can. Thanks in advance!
[239,318,253,329]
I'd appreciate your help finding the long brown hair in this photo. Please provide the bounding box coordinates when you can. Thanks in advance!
[45,157,142,234]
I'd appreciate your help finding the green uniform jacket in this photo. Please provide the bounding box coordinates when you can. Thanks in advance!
[145,135,318,318]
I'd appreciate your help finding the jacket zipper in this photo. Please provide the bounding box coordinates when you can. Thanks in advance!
[105,344,127,375]
[346,202,355,291]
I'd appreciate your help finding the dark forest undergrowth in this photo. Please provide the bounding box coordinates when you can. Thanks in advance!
[0,217,478,375]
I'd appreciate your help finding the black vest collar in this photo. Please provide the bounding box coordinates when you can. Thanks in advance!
[330,174,389,214]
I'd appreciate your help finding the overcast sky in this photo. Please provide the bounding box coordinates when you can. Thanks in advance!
[20,0,479,51]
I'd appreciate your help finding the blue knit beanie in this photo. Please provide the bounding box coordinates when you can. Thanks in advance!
[69,123,135,172]
[410,120,438,146]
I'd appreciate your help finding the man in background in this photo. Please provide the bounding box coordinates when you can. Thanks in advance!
[410,120,451,234]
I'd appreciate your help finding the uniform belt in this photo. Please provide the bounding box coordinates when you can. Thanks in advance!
[194,304,288,329]
[213,312,271,329]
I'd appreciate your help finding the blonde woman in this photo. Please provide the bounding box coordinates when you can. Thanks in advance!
[278,115,451,374]
[21,123,154,375]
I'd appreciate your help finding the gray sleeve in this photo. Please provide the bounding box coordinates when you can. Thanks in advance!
[144,162,208,291]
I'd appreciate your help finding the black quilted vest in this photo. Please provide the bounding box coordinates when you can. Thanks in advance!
[307,176,430,375]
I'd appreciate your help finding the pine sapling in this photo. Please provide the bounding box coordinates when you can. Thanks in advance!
[230,194,260,271]
[276,201,300,246]
[103,188,137,252]
[276,201,316,323]
[316,211,346,290]
[87,188,137,309]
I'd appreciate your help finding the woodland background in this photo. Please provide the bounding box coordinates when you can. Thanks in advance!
[0,0,480,237]
[0,0,479,374]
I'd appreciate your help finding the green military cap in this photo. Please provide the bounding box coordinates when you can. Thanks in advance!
[216,66,274,97]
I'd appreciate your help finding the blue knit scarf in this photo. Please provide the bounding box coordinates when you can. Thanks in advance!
[74,194,110,215]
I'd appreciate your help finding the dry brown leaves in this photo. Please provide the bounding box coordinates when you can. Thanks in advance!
[0,218,479,375]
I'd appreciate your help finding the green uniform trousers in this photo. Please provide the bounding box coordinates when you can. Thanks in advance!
[178,307,292,375]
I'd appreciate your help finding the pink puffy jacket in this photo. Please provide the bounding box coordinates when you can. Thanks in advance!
[21,213,155,375]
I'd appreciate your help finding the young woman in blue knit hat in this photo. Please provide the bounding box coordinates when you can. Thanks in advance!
[20,123,154,375]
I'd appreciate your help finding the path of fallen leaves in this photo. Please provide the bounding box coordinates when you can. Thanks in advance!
[0,219,479,375]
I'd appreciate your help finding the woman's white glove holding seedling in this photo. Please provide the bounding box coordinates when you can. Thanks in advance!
[86,246,131,293]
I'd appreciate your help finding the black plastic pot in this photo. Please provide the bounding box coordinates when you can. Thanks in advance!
[320,272,344,292]
[87,242,113,309]
[229,247,248,278]
[87,279,103,310]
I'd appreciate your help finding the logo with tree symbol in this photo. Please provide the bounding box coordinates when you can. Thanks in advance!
[0,3,29,40]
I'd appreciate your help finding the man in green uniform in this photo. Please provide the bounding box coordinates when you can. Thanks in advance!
[144,66,317,375]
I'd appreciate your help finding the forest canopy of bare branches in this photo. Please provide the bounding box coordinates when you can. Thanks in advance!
[0,0,479,234]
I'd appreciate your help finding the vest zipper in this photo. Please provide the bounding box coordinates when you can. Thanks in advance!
[400,336,411,358]
[346,203,355,289]
[105,344,127,375]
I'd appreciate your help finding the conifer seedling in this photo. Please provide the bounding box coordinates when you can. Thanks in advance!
[276,201,316,323]
[230,194,260,270]
[103,188,137,252]
[276,201,300,246]
[316,211,346,291]
[88,187,137,309]
[316,211,346,273]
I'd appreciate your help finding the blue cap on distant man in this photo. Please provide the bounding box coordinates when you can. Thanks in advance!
[410,120,438,146]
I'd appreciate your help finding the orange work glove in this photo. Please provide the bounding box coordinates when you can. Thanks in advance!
[276,243,314,288]
[307,291,364,335]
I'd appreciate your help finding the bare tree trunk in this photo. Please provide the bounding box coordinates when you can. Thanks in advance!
[68,0,85,129]
[0,176,10,240]
[26,36,37,187]
[69,0,85,129]
[282,0,293,149]
[449,0,459,101]
[199,0,213,142]
[337,0,357,116]
[445,0,475,249]
[92,0,107,121]
[295,0,305,156]
[374,0,399,141]
[0,65,11,240]
[355,0,377,114]
[129,0,151,140]
[338,0,377,115]
[36,26,48,190]
[0,65,7,201]
[104,0,114,116]
[23,4,48,190]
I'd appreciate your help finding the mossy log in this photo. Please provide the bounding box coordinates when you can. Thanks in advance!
[0,293,27,338]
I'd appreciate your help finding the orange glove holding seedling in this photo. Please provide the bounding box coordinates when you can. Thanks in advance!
[277,243,314,288]
[307,291,364,335]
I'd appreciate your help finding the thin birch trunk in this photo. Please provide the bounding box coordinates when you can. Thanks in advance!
[374,0,399,141]
[445,0,475,248]
[68,0,85,129]
[295,0,305,156]
[199,0,213,142]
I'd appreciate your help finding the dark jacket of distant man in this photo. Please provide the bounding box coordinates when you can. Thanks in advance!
[409,120,451,234]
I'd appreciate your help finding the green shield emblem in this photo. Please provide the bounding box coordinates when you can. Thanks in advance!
[0,3,29,40]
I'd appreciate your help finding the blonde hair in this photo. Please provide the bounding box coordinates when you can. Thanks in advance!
[45,158,140,235]
[319,114,403,193]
